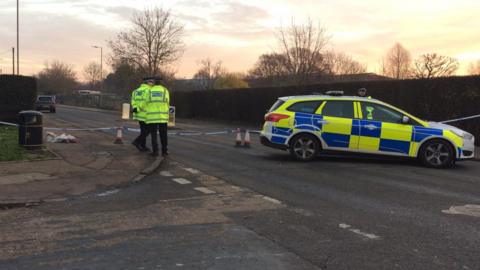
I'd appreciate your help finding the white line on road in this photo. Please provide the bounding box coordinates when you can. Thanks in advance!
[194,187,216,194]
[97,189,120,197]
[231,185,243,191]
[183,167,200,174]
[172,178,192,185]
[132,174,146,182]
[160,171,173,177]
[338,223,380,240]
[262,196,282,205]
[442,204,480,217]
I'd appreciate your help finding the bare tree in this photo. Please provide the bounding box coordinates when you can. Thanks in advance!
[83,62,105,89]
[413,53,459,79]
[109,7,185,76]
[323,50,367,75]
[193,58,226,90]
[381,43,412,79]
[248,53,288,79]
[277,18,330,85]
[468,60,480,75]
[37,60,78,94]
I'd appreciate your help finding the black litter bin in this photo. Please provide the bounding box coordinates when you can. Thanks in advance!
[18,110,43,148]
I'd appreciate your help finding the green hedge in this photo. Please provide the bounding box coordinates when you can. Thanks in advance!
[172,76,480,145]
[0,75,37,123]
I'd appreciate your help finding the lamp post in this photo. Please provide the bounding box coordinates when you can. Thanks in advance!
[92,45,103,90]
[16,0,19,75]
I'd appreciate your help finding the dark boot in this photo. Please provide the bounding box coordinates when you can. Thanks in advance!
[131,141,143,151]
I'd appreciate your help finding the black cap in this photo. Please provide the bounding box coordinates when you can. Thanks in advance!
[154,76,163,84]
[142,76,155,83]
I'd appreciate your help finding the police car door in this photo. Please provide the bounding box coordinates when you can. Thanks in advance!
[318,100,357,150]
[358,101,413,155]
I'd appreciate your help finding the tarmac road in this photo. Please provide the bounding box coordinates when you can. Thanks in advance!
[3,105,479,270]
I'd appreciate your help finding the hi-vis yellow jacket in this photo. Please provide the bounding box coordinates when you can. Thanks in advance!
[144,85,170,124]
[131,83,151,122]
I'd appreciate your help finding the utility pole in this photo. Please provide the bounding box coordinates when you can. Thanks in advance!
[16,0,19,75]
[12,47,15,75]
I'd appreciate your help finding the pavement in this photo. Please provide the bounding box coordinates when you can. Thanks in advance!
[1,105,480,270]
[0,111,162,205]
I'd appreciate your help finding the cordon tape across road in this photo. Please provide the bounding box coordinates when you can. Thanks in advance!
[0,121,260,136]
[2,112,479,135]
[440,114,480,124]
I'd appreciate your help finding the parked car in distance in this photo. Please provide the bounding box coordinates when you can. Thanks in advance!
[36,95,56,113]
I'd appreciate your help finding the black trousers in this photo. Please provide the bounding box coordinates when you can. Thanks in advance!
[133,121,150,148]
[149,123,168,154]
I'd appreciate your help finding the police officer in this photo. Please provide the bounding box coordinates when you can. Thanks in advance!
[131,77,154,151]
[144,77,170,157]
[357,87,367,97]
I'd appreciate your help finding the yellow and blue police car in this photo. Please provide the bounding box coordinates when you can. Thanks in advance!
[260,92,475,168]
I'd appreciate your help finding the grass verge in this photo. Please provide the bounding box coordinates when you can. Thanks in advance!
[0,126,56,162]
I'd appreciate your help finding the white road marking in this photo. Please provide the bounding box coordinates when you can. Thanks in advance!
[132,174,145,182]
[231,185,243,191]
[442,204,480,217]
[194,187,216,194]
[172,178,192,185]
[43,198,67,202]
[262,196,282,205]
[338,223,380,240]
[97,189,120,197]
[160,171,173,177]
[176,263,184,267]
[183,167,200,174]
[291,208,315,217]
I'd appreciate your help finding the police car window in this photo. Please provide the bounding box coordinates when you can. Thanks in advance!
[269,100,285,112]
[287,101,322,114]
[38,96,53,101]
[361,102,403,123]
[322,101,354,118]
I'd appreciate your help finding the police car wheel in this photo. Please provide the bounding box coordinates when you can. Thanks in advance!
[419,139,454,168]
[289,134,319,161]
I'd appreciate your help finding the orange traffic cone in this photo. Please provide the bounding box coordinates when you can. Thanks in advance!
[114,127,124,144]
[235,128,242,147]
[243,130,251,148]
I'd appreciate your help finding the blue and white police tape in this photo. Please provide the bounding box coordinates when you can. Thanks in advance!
[44,127,117,131]
[0,121,118,131]
[126,128,236,136]
[0,121,19,127]
[1,121,261,136]
[126,128,260,136]
[441,114,480,124]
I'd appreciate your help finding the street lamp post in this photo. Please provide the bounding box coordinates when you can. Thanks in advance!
[16,0,19,75]
[92,45,103,91]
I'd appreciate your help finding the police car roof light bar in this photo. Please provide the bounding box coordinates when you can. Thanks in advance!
[325,90,344,96]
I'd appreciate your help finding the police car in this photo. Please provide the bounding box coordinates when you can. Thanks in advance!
[260,92,475,168]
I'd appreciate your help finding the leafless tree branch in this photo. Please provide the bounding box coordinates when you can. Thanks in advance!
[108,8,185,77]
[413,53,459,79]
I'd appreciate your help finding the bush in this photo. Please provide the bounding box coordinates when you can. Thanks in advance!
[172,76,480,145]
[0,75,37,123]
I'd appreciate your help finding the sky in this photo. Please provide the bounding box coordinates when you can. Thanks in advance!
[0,0,479,81]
